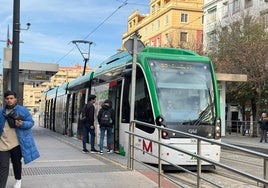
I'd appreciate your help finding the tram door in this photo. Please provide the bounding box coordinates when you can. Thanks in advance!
[108,80,122,153]
[93,80,122,153]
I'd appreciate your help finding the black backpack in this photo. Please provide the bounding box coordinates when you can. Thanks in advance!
[100,109,112,126]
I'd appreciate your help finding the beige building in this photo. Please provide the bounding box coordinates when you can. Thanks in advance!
[23,64,92,113]
[122,0,204,52]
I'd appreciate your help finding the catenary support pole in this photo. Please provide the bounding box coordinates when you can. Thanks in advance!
[11,0,20,95]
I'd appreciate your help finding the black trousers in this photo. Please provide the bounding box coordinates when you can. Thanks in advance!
[0,145,22,188]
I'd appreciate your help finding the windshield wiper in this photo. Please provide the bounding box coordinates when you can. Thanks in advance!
[194,102,214,126]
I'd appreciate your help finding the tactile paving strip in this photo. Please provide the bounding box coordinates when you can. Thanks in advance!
[9,165,125,176]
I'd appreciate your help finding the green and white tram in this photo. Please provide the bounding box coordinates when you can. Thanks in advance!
[41,47,221,170]
[91,47,221,170]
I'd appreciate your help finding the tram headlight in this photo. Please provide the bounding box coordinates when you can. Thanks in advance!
[162,131,168,138]
[156,115,165,126]
[215,118,221,139]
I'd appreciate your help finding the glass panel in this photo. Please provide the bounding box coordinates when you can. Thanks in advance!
[149,59,215,126]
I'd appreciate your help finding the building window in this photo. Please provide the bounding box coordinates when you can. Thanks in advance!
[207,31,217,49]
[164,0,171,4]
[233,0,240,14]
[244,0,253,9]
[263,13,268,29]
[152,5,156,13]
[181,13,188,23]
[180,32,188,42]
[165,14,169,24]
[207,6,217,24]
[222,2,228,18]
[157,38,160,47]
[157,19,160,29]
[151,23,154,31]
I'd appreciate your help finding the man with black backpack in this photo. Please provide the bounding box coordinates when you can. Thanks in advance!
[97,99,114,154]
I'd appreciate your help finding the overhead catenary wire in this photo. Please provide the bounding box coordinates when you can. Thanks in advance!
[56,0,129,64]
[56,0,257,64]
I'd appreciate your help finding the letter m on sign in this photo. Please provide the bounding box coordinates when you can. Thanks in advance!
[142,140,152,153]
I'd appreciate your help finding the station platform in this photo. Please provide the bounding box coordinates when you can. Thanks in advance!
[222,132,268,154]
[6,124,268,188]
[6,125,177,188]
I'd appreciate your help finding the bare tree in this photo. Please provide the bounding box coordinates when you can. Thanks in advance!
[209,14,268,136]
[165,30,204,55]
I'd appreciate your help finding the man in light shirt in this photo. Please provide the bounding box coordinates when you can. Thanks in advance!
[0,90,40,188]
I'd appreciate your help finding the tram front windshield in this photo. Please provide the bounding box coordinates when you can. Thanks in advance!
[149,59,215,126]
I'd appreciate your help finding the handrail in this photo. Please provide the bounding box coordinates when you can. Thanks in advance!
[126,120,268,188]
[226,120,258,135]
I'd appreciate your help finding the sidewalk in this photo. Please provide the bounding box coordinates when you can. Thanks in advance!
[222,132,268,154]
[6,124,267,187]
[6,126,159,188]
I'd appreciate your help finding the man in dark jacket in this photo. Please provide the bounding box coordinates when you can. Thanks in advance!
[259,112,268,143]
[97,99,115,154]
[82,94,98,153]
[0,90,40,188]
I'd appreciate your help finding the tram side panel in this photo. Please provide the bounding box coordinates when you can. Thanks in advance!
[54,94,68,135]
[92,80,125,155]
[39,92,47,128]
[66,90,87,139]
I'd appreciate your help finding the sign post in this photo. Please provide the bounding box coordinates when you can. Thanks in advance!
[124,33,144,170]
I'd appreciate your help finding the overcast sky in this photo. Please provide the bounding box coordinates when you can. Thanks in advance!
[0,0,150,70]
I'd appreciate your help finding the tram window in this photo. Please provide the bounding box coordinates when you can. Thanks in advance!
[121,67,155,134]
[134,68,155,134]
[122,78,131,123]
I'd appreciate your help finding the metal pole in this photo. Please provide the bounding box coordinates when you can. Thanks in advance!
[197,139,201,188]
[11,0,20,94]
[264,159,268,188]
[130,35,138,122]
[158,128,162,188]
[82,59,88,76]
[128,35,138,170]
[131,121,135,170]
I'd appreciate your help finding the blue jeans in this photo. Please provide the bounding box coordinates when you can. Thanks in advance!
[99,126,112,151]
[83,125,95,150]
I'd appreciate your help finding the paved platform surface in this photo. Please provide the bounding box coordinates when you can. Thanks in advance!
[6,123,268,188]
[6,126,163,188]
[222,132,268,154]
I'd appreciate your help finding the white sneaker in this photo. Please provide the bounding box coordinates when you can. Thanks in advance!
[13,179,21,188]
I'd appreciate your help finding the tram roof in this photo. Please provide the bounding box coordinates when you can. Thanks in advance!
[140,47,210,62]
[95,47,209,70]
[93,50,132,82]
[44,87,58,99]
[92,47,211,82]
[67,72,93,91]
[57,82,68,96]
